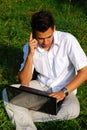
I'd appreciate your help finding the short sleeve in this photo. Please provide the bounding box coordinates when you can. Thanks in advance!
[19,43,29,71]
[68,35,87,70]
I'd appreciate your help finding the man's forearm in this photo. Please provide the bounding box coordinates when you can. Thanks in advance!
[49,66,87,101]
[19,54,33,86]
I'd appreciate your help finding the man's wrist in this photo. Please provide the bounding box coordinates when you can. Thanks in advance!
[61,87,68,96]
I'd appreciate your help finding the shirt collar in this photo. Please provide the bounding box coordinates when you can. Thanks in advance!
[53,31,60,46]
[37,44,45,53]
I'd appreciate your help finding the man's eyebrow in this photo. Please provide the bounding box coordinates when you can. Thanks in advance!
[47,35,52,38]
[37,34,53,39]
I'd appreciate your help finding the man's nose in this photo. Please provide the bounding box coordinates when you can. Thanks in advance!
[43,38,48,44]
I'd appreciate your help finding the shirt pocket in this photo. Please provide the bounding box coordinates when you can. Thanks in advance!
[33,54,51,77]
[53,56,69,77]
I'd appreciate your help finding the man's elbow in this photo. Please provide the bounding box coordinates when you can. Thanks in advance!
[81,66,87,80]
[18,71,32,86]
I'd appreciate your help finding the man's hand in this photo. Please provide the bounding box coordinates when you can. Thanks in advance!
[49,91,66,102]
[29,32,38,56]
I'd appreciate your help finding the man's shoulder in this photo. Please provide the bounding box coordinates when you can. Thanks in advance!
[23,42,28,47]
[23,42,29,52]
[54,31,75,45]
[55,30,74,38]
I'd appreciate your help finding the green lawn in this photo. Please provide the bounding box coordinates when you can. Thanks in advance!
[0,0,87,129]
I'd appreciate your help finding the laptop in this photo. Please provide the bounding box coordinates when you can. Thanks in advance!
[6,85,64,115]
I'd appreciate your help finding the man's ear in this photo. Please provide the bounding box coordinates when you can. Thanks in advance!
[31,30,36,38]
[54,25,56,31]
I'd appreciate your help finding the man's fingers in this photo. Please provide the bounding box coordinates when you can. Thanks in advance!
[29,32,33,41]
[49,91,65,101]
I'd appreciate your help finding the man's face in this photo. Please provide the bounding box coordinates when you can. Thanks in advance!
[35,27,55,51]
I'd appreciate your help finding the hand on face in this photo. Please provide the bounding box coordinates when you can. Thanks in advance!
[29,32,38,56]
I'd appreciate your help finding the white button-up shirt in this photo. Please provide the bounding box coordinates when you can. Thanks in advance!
[20,31,87,93]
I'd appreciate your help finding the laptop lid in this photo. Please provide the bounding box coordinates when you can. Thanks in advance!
[6,85,64,115]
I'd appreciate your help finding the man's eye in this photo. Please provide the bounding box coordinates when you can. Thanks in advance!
[48,36,51,38]
[39,38,43,40]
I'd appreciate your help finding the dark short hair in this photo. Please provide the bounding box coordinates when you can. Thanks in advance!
[30,10,55,32]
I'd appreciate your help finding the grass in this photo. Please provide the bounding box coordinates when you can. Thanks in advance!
[0,0,87,129]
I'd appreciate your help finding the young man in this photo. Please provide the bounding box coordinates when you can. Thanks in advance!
[2,10,87,130]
